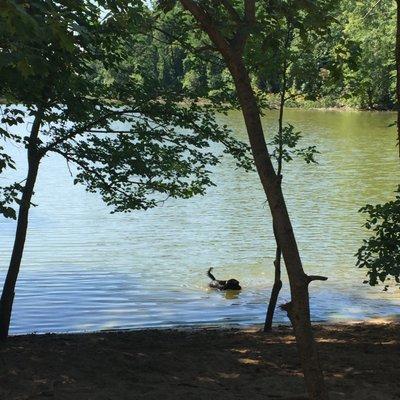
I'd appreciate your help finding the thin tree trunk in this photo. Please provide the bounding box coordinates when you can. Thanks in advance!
[232,54,330,398]
[228,58,328,400]
[264,241,282,331]
[0,109,43,341]
[264,28,290,332]
[396,0,400,157]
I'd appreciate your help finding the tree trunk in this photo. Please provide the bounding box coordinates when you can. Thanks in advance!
[0,111,43,341]
[264,33,289,332]
[227,58,328,400]
[264,243,282,331]
[396,0,400,157]
[174,3,328,397]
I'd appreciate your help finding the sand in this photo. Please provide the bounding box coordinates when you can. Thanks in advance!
[0,322,399,400]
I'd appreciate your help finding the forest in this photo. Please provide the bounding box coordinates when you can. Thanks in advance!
[0,1,399,400]
[141,0,397,110]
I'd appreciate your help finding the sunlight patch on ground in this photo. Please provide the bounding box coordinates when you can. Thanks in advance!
[238,357,261,365]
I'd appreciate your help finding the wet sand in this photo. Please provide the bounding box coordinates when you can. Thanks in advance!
[0,322,399,400]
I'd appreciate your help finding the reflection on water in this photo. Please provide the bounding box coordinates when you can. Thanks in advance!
[0,109,399,334]
[224,290,241,300]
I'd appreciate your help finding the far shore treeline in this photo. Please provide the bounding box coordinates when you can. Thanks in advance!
[138,1,396,110]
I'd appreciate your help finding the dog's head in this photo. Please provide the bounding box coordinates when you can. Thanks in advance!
[225,279,241,290]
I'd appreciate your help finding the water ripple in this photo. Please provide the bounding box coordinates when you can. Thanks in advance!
[1,109,399,334]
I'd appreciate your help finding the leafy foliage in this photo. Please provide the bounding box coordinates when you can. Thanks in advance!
[0,0,251,219]
[269,124,319,166]
[356,189,400,289]
[51,98,252,212]
[145,0,396,110]
[0,183,23,220]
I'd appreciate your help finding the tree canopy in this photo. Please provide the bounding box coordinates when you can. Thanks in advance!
[125,0,396,110]
[0,0,251,219]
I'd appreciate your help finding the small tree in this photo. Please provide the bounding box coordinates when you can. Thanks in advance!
[265,119,319,331]
[0,0,250,340]
[258,13,320,332]
[356,188,400,289]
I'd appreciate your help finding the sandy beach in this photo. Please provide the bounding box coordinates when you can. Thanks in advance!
[0,321,399,400]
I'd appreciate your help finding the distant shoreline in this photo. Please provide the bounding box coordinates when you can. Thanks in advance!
[1,98,396,113]
[284,105,396,112]
[1,321,398,399]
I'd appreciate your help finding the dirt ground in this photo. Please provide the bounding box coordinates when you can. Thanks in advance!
[0,322,399,400]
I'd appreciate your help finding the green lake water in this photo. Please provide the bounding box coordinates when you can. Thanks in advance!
[0,109,399,334]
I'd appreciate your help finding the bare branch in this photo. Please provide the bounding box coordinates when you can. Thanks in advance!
[362,0,384,20]
[86,130,133,134]
[280,301,292,312]
[307,275,328,283]
[65,159,73,177]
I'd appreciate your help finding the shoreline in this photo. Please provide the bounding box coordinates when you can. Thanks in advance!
[283,105,396,112]
[2,321,399,399]
[8,315,400,338]
[2,99,396,113]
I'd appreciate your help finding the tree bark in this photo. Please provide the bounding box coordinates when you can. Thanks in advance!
[264,244,282,331]
[396,0,400,157]
[178,2,329,398]
[0,109,43,341]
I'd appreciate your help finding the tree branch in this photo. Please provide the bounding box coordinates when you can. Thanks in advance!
[218,0,242,23]
[42,108,138,154]
[150,26,222,66]
[307,275,328,283]
[49,147,134,198]
[229,0,256,53]
[179,0,233,59]
[244,0,256,24]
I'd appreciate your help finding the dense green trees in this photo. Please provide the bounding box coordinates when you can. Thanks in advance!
[143,0,397,110]
[65,0,394,111]
[335,0,396,109]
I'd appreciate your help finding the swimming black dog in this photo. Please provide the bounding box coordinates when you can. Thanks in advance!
[207,267,241,290]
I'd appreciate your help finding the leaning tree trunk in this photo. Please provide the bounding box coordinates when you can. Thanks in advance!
[0,111,43,341]
[228,58,329,400]
[173,2,329,397]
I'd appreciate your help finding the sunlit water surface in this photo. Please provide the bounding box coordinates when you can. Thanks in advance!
[1,109,399,334]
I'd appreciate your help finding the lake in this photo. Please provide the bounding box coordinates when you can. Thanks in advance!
[0,109,399,334]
